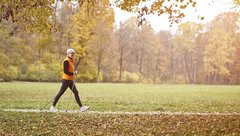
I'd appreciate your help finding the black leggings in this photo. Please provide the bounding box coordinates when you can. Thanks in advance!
[52,80,82,107]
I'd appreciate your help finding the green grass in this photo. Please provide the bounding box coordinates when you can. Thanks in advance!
[0,82,240,112]
[0,82,240,135]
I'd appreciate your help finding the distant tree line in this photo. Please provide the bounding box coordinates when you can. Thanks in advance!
[0,1,239,84]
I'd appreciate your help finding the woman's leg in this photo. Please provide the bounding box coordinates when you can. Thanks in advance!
[69,81,83,107]
[52,80,69,106]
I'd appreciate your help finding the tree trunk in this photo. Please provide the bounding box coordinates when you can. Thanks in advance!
[139,47,144,81]
[154,54,160,83]
[119,47,123,81]
[96,42,104,83]
[170,44,174,82]
[193,64,197,84]
[182,56,187,84]
[97,53,102,83]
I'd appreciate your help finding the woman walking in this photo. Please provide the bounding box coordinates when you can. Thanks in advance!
[50,48,89,112]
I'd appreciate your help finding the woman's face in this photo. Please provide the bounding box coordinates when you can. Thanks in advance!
[68,52,75,58]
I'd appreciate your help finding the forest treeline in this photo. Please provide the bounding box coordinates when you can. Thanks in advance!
[0,1,240,84]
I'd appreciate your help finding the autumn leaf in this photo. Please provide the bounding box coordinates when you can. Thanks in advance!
[180,5,187,9]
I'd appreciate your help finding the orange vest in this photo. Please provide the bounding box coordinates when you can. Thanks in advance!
[62,57,74,80]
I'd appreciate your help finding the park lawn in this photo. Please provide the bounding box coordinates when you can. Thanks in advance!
[0,82,240,112]
[0,82,240,135]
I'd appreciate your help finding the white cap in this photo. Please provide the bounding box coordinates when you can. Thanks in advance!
[67,48,75,55]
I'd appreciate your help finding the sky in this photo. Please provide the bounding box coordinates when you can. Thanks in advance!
[113,0,239,33]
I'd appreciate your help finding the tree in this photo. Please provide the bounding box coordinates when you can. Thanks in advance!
[0,0,204,32]
[204,28,235,84]
[87,0,114,82]
[121,18,139,73]
[0,0,97,33]
[55,1,76,52]
[157,31,173,82]
[67,0,115,82]
[0,0,59,33]
[1,0,239,33]
[0,22,18,81]
[204,12,239,84]
[115,21,132,81]
[0,21,40,81]
[137,22,156,81]
[229,34,240,84]
[234,0,240,6]
[175,22,203,83]
[69,2,95,67]
[115,0,200,26]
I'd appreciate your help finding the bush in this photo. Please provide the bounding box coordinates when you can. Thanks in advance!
[16,63,61,82]
[0,66,17,82]
[122,71,140,83]
[77,70,98,83]
[41,63,61,82]
[109,70,119,82]
[108,71,140,83]
[26,64,40,81]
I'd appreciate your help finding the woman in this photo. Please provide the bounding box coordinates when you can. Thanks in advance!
[50,48,89,112]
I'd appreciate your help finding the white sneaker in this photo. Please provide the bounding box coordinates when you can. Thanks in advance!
[49,105,57,111]
[80,106,90,112]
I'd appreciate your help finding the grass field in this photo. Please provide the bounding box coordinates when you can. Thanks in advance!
[0,82,240,135]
